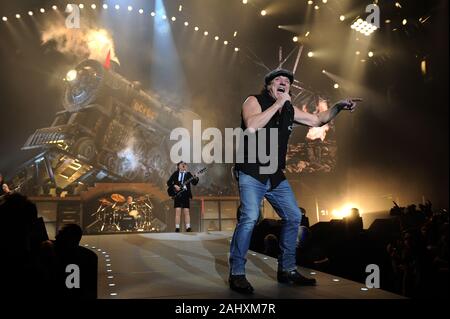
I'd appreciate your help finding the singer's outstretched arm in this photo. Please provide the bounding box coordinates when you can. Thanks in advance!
[293,98,361,127]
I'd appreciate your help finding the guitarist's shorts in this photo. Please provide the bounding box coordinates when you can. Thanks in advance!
[174,193,190,209]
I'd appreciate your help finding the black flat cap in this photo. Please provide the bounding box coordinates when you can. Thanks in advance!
[264,68,294,85]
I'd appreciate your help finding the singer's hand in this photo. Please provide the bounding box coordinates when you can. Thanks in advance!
[276,92,291,110]
[335,98,362,113]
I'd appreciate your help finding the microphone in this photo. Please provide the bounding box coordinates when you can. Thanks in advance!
[283,100,292,109]
[278,100,294,131]
[282,100,294,116]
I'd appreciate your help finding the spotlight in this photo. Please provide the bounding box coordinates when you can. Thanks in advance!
[171,16,176,21]
[420,59,427,75]
[184,21,189,26]
[293,36,299,42]
[194,26,199,31]
[402,19,407,25]
[91,4,96,9]
[234,47,240,52]
[305,31,310,37]
[52,5,58,10]
[66,70,78,82]
[40,8,45,13]
[28,11,34,16]
[127,6,133,12]
[334,83,339,89]
[368,51,374,57]
[243,0,248,4]
[204,31,208,36]
[139,9,144,14]
[66,4,73,12]
[307,51,314,57]
[233,31,238,37]
[214,36,219,40]
[308,1,313,4]
[314,5,319,10]
[395,2,402,8]
[322,0,328,3]
[355,51,360,55]
[2,16,7,22]
[179,5,183,11]
[115,5,120,10]
[162,15,167,20]
[15,14,21,19]
[322,69,326,74]
[261,10,267,16]
[79,4,84,9]
[351,18,377,36]
[224,40,229,45]
[103,4,108,9]
[150,11,156,16]
[385,19,391,23]
[340,15,345,21]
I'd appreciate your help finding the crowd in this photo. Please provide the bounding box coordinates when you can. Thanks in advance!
[250,202,448,298]
[0,193,98,299]
[386,201,448,297]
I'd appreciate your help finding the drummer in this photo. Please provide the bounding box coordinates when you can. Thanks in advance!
[123,196,137,212]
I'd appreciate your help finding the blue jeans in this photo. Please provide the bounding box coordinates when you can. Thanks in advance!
[229,171,301,275]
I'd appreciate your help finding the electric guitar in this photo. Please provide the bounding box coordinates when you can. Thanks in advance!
[167,167,207,198]
[0,184,22,203]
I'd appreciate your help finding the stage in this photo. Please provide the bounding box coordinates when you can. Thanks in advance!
[81,231,403,299]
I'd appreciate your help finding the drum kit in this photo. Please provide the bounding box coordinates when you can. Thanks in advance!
[89,193,157,232]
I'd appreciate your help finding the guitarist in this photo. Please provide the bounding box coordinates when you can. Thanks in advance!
[166,161,199,232]
[0,173,11,198]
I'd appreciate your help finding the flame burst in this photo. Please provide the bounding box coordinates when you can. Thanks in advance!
[306,125,330,141]
[305,99,330,141]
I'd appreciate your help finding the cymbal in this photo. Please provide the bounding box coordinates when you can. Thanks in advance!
[99,198,112,205]
[111,193,126,203]
[136,195,148,202]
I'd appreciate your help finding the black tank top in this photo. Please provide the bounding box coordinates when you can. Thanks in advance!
[235,90,294,189]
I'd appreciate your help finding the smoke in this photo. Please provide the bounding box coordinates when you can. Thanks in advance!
[118,137,141,172]
[41,16,119,64]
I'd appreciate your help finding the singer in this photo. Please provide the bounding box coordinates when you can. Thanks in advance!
[229,68,361,294]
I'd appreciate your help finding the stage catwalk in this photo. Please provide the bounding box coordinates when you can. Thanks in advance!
[81,231,403,299]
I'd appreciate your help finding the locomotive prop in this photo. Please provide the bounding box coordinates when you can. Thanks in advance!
[12,59,193,195]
